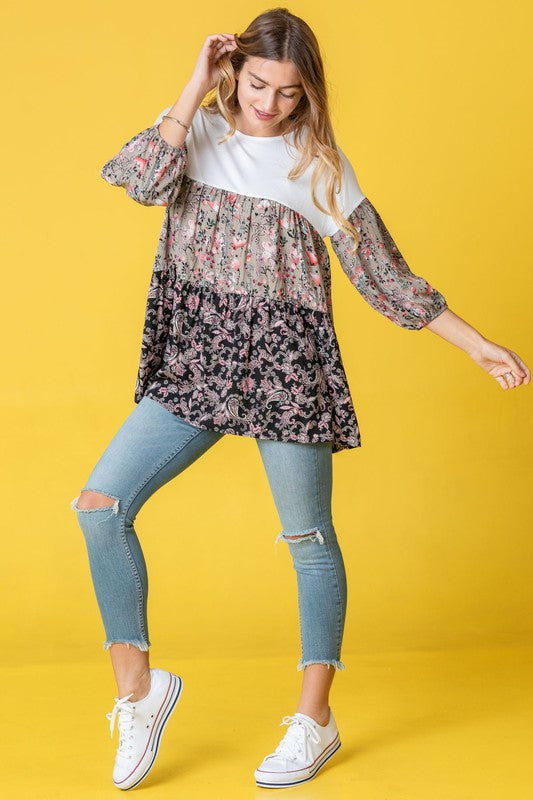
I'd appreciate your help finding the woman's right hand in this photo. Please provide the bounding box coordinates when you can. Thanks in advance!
[189,33,239,96]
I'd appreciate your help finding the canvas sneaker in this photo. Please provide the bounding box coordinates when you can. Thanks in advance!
[105,667,183,790]
[254,709,341,788]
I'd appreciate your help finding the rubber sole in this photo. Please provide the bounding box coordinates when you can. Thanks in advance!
[114,672,184,791]
[255,733,341,788]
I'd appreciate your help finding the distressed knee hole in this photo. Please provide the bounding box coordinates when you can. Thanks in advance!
[275,527,325,545]
[70,489,120,514]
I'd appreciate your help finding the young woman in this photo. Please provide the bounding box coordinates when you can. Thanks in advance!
[71,8,529,791]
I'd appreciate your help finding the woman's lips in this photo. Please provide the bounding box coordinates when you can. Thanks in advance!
[253,107,276,120]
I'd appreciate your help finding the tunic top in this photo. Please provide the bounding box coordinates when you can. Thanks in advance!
[100,104,448,453]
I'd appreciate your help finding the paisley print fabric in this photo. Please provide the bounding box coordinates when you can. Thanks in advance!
[136,273,360,452]
[100,118,448,453]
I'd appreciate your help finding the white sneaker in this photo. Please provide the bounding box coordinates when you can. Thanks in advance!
[105,667,183,790]
[254,709,341,788]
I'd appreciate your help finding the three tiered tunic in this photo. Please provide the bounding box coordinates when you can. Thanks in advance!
[100,105,448,453]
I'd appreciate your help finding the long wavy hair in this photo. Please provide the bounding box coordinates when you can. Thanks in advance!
[201,7,360,252]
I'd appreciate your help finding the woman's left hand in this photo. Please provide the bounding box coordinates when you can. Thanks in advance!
[469,339,530,389]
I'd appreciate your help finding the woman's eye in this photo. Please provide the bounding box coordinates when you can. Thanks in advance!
[250,83,296,100]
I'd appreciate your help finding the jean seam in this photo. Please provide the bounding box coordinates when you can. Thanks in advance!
[115,427,204,644]
[313,445,344,663]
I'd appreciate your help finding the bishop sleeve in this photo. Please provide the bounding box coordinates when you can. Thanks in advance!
[100,114,188,207]
[329,197,448,330]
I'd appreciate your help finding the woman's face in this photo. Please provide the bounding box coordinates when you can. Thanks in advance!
[234,57,304,137]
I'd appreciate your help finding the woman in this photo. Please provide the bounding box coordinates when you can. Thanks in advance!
[71,8,529,791]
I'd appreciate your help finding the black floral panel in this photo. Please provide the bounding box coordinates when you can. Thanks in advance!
[135,272,361,453]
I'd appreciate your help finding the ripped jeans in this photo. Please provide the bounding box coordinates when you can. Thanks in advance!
[70,395,347,672]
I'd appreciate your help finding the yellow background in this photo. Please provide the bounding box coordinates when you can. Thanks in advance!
[2,1,532,797]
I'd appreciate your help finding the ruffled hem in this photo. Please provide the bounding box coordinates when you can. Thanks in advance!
[133,272,362,454]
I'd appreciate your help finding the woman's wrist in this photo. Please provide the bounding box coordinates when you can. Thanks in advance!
[425,308,487,357]
[157,81,207,148]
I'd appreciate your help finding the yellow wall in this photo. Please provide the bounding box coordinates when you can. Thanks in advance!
[2,0,531,665]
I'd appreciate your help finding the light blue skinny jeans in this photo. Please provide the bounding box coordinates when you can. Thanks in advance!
[70,395,347,671]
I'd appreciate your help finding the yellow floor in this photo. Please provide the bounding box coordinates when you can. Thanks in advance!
[3,643,532,798]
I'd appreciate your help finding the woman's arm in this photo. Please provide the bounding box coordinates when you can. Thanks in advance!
[100,33,238,206]
[329,195,530,391]
[425,308,530,390]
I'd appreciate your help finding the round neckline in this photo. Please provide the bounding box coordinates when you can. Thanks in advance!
[233,126,286,142]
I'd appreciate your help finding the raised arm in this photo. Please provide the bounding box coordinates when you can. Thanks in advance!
[99,82,203,207]
[99,34,238,207]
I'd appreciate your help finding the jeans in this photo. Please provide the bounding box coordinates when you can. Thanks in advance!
[70,396,347,671]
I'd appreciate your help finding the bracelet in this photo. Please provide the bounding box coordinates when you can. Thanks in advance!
[161,115,190,133]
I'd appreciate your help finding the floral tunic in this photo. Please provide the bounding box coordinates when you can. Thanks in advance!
[100,105,448,453]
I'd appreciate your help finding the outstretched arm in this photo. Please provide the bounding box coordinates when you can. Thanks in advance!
[329,195,530,391]
[425,308,530,391]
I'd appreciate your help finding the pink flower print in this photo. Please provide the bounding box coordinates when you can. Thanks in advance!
[133,156,148,175]
[362,245,372,260]
[279,215,291,230]
[261,240,276,261]
[232,236,247,249]
[231,257,240,272]
[227,193,237,203]
[311,274,321,287]
[211,232,222,254]
[377,293,386,302]
[246,253,253,262]
[378,241,386,250]
[306,249,318,265]
[186,294,200,312]
[354,265,364,280]
[240,377,254,394]
[154,164,169,182]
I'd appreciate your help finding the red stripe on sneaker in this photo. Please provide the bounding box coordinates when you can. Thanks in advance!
[257,731,340,775]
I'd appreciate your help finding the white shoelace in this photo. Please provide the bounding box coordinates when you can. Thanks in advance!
[268,714,321,763]
[106,692,135,759]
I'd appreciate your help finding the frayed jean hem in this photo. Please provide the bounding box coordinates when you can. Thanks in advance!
[103,639,151,652]
[297,658,345,671]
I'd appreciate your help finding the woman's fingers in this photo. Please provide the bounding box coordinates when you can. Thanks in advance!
[509,351,530,383]
[207,34,237,59]
[496,375,508,389]
[207,33,236,46]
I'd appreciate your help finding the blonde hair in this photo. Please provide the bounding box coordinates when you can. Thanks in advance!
[201,7,360,253]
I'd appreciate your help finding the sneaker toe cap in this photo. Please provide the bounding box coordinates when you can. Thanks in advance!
[255,754,307,781]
